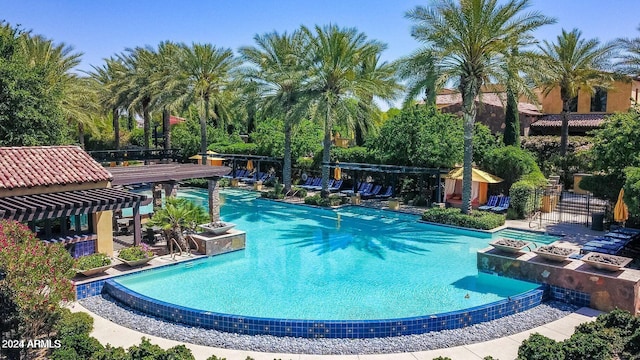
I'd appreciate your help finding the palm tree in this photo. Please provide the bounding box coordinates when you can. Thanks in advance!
[406,0,553,213]
[149,41,183,152]
[174,43,239,164]
[87,58,128,150]
[302,24,398,197]
[397,49,439,107]
[240,30,308,193]
[617,26,640,77]
[148,197,208,254]
[19,35,97,147]
[536,29,616,156]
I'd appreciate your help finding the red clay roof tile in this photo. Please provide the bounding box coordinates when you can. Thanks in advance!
[0,146,112,190]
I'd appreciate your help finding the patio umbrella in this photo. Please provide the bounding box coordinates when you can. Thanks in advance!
[247,160,254,171]
[334,166,341,180]
[614,188,629,223]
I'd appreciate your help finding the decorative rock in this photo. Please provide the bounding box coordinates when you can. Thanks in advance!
[79,295,577,355]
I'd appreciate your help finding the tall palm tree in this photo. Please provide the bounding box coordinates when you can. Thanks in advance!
[536,29,616,156]
[149,41,183,152]
[302,24,398,197]
[397,48,439,107]
[174,43,239,164]
[87,58,128,150]
[240,30,308,192]
[19,35,96,147]
[406,0,553,213]
[617,26,640,77]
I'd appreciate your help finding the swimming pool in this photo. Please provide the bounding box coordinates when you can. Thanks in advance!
[106,189,551,337]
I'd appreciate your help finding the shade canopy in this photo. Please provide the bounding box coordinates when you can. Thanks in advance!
[614,188,629,223]
[445,168,503,183]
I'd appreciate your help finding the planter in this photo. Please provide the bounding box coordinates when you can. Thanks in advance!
[116,256,155,267]
[582,252,632,272]
[533,245,576,262]
[199,222,236,235]
[254,180,263,191]
[388,199,400,211]
[230,178,239,187]
[75,263,114,277]
[489,238,532,254]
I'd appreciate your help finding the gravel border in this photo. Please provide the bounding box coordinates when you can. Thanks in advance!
[80,294,579,355]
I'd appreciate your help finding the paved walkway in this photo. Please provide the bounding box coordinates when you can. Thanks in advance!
[72,303,600,360]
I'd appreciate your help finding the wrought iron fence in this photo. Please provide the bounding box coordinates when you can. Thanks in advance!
[527,188,609,228]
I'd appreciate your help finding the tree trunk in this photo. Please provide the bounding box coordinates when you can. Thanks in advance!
[128,112,134,131]
[208,179,220,222]
[460,83,479,215]
[283,120,292,193]
[321,100,332,198]
[560,99,570,157]
[162,108,170,152]
[200,96,209,166]
[113,108,120,150]
[143,100,151,150]
[78,122,85,149]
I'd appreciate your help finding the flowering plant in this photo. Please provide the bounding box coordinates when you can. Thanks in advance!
[118,244,154,261]
[75,253,111,270]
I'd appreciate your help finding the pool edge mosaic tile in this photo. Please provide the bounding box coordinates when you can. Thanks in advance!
[101,279,545,338]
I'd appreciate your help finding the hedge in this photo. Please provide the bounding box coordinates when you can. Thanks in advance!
[421,207,505,230]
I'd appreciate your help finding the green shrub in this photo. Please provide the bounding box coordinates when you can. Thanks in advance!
[91,345,128,360]
[182,177,228,189]
[304,194,321,205]
[484,146,542,193]
[55,309,93,338]
[127,337,166,359]
[117,245,153,261]
[304,194,342,207]
[421,207,505,230]
[164,344,196,360]
[562,333,612,360]
[296,156,314,170]
[517,333,564,360]
[209,142,257,155]
[331,146,375,163]
[52,334,104,360]
[578,173,623,202]
[509,181,538,219]
[292,186,307,198]
[75,253,111,270]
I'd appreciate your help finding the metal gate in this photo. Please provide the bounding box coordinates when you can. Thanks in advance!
[529,189,609,227]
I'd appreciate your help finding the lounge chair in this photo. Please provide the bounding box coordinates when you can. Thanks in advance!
[341,181,365,195]
[299,176,314,187]
[329,179,344,192]
[375,185,394,199]
[361,184,382,199]
[491,196,510,213]
[478,195,498,210]
[309,179,334,191]
[300,177,321,190]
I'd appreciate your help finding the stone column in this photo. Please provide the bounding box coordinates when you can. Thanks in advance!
[208,178,220,222]
[152,183,163,211]
[163,181,178,198]
[132,203,142,246]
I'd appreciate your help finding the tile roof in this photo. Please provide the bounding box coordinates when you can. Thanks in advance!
[0,146,112,190]
[435,92,542,115]
[530,113,610,128]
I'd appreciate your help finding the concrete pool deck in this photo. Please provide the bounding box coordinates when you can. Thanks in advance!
[72,302,600,360]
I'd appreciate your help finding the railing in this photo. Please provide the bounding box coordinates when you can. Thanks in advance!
[87,148,182,163]
[527,189,609,227]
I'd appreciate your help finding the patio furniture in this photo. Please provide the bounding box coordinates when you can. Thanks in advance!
[329,179,344,192]
[491,196,510,213]
[375,185,394,199]
[361,184,382,199]
[478,195,498,210]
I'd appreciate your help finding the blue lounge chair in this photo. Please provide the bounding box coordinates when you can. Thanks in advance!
[329,179,344,192]
[300,177,322,190]
[491,196,510,213]
[361,184,382,199]
[309,179,334,191]
[358,183,373,195]
[375,185,394,199]
[299,176,314,187]
[341,181,366,195]
[478,195,498,210]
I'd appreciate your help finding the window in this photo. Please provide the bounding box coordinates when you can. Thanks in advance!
[590,87,607,112]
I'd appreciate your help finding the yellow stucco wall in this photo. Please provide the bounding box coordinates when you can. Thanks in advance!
[0,181,110,198]
[537,79,636,114]
[93,210,114,256]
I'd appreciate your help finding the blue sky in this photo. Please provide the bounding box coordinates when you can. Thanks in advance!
[1,0,639,72]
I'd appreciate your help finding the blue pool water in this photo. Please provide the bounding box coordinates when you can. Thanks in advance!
[115,189,550,320]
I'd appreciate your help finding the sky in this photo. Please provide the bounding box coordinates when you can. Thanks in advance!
[2,0,639,73]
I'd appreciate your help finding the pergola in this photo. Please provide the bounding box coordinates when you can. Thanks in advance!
[323,162,448,200]
[108,163,231,245]
[213,154,283,181]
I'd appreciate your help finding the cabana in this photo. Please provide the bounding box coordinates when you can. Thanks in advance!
[444,168,503,207]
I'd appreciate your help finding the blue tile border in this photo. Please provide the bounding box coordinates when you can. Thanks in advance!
[101,279,545,338]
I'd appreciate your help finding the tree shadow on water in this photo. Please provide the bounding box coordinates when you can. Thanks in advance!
[282,219,462,260]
